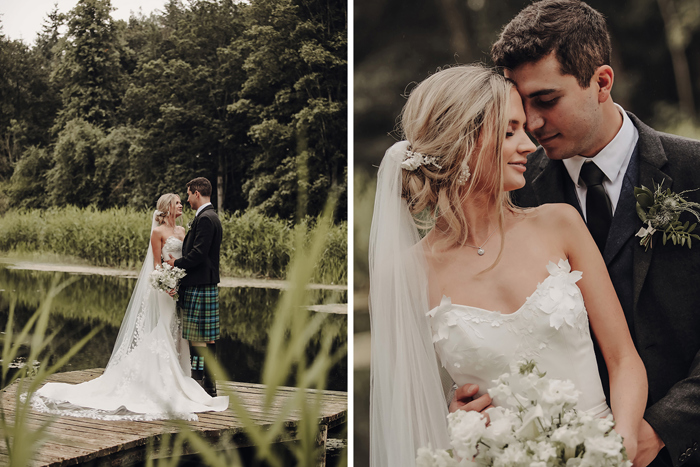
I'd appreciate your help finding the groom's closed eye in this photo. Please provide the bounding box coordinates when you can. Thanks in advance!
[537,97,559,107]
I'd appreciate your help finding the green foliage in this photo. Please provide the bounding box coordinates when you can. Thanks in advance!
[7,147,52,209]
[232,0,347,218]
[1,280,103,466]
[2,0,346,220]
[51,0,124,130]
[0,207,347,284]
[634,183,700,250]
[46,119,106,206]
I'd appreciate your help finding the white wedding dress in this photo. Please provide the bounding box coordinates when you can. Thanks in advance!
[428,258,610,418]
[369,143,613,466]
[31,235,229,421]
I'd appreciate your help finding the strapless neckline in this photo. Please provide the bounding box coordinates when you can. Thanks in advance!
[164,236,183,245]
[427,258,582,320]
[427,258,610,418]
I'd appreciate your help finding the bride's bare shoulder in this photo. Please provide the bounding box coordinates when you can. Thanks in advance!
[520,203,586,235]
[150,224,169,242]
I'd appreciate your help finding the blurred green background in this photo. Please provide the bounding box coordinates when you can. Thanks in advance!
[353,0,700,464]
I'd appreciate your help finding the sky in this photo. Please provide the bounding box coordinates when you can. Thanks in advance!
[0,0,169,44]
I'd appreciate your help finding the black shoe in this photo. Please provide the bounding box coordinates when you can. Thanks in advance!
[203,376,217,397]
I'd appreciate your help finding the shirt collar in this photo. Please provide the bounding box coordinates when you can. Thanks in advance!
[196,202,212,217]
[563,104,637,187]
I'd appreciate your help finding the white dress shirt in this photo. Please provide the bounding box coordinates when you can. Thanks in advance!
[562,104,639,220]
[195,202,212,217]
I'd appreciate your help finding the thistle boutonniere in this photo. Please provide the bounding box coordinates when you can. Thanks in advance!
[634,182,700,250]
[186,218,194,231]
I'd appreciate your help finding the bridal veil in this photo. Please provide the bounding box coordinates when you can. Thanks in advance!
[369,141,450,466]
[107,211,175,368]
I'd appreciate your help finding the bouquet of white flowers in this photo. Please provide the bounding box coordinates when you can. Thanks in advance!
[149,263,187,300]
[417,360,631,467]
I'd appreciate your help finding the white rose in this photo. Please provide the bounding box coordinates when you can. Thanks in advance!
[416,446,458,467]
[492,441,530,467]
[551,425,585,450]
[583,435,625,459]
[530,440,557,462]
[540,378,579,412]
[483,407,517,447]
[447,410,486,460]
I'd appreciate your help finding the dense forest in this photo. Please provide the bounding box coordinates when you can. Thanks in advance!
[0,0,347,221]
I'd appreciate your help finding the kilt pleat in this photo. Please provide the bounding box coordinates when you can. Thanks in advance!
[179,285,220,341]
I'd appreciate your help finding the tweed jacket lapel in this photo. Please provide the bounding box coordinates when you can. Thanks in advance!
[183,205,212,257]
[629,113,673,311]
[602,147,639,265]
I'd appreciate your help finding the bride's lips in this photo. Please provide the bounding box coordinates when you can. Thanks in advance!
[507,160,527,172]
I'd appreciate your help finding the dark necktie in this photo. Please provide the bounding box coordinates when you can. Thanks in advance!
[580,161,612,252]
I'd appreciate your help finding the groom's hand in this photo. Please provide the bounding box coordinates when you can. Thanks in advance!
[449,383,494,422]
[164,254,175,267]
[634,420,664,467]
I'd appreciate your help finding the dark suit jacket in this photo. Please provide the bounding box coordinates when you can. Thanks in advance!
[514,113,700,467]
[174,204,222,286]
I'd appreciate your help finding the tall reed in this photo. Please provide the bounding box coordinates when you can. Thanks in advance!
[0,207,347,284]
[0,278,103,466]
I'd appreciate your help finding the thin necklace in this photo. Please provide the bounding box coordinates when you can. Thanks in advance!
[465,228,497,256]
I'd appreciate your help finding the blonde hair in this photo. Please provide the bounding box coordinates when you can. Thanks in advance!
[399,64,516,259]
[155,193,179,225]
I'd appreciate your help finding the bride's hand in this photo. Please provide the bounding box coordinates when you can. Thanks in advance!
[164,254,175,267]
[449,383,494,423]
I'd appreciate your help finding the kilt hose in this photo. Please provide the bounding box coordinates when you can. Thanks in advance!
[179,285,220,341]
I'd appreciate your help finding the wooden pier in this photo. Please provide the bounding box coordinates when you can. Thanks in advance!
[0,369,347,466]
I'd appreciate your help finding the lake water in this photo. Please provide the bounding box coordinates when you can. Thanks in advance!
[0,265,347,391]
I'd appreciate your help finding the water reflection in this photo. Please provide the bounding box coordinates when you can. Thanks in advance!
[0,266,347,391]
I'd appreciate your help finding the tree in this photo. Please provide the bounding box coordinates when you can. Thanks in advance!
[51,0,124,130]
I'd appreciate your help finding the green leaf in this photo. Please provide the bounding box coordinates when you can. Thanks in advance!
[663,232,667,245]
[636,192,654,209]
[682,236,686,246]
[633,186,647,197]
[636,204,648,221]
[690,223,697,233]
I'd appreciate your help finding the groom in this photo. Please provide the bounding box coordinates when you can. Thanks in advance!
[166,177,222,397]
[451,2,700,466]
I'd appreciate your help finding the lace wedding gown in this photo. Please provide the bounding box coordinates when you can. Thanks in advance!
[31,236,229,421]
[429,259,610,417]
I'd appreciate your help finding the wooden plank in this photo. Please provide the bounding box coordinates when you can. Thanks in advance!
[1,369,347,467]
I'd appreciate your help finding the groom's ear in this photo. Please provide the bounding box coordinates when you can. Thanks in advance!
[594,65,614,103]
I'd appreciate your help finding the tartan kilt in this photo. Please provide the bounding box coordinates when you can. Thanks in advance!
[179,285,220,341]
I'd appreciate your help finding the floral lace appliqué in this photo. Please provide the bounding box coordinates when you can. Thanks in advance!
[533,259,585,330]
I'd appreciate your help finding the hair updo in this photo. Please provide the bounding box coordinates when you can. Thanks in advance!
[155,193,179,225]
[399,64,514,247]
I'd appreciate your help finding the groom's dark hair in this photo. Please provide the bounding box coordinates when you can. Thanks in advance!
[187,177,212,197]
[491,0,611,89]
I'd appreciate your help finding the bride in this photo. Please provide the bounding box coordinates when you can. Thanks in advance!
[369,65,647,465]
[31,193,229,421]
